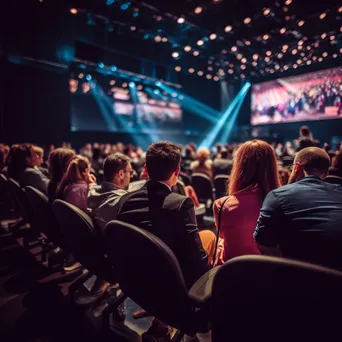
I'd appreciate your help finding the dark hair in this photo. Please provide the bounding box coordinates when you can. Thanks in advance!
[229,140,281,199]
[146,141,181,181]
[220,149,229,159]
[295,147,330,175]
[332,153,342,176]
[0,144,10,171]
[47,148,76,201]
[56,155,89,199]
[7,143,33,181]
[103,153,130,182]
[300,125,311,137]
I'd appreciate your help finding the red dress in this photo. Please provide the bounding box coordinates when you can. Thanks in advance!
[213,188,262,264]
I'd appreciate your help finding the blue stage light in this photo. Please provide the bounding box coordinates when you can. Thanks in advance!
[86,74,92,81]
[155,81,162,86]
[120,2,130,10]
[129,82,135,88]
[106,0,115,5]
[153,89,160,94]
[111,66,117,72]
[98,62,104,68]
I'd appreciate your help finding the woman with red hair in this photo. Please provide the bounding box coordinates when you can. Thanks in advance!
[213,140,281,264]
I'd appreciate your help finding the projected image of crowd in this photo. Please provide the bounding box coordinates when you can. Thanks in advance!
[251,67,342,125]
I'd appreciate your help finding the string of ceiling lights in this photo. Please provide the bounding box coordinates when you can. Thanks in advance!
[39,0,341,82]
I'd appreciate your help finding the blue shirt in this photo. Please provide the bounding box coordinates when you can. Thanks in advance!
[254,176,342,269]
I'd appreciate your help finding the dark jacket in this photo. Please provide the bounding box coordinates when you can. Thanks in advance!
[116,180,210,288]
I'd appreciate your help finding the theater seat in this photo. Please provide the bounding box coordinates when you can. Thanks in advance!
[211,255,342,342]
[104,220,219,341]
[214,175,229,199]
[324,175,342,185]
[191,173,215,209]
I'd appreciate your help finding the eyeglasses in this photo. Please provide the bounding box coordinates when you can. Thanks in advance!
[124,169,134,177]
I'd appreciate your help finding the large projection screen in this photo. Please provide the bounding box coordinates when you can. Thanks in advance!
[251,66,342,125]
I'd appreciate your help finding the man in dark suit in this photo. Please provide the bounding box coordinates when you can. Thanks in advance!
[254,147,342,270]
[115,141,213,289]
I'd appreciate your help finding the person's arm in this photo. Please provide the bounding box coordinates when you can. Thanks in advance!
[254,191,283,256]
[26,169,49,194]
[180,197,211,285]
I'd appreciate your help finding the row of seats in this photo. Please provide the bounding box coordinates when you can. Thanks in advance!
[2,174,342,341]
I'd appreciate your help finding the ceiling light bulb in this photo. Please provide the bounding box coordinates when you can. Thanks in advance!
[280,27,286,34]
[265,56,270,62]
[154,36,161,42]
[209,33,217,40]
[266,51,272,56]
[194,7,203,14]
[193,50,200,56]
[130,26,136,31]
[162,37,168,42]
[298,40,304,45]
[197,71,204,76]
[278,53,283,58]
[319,12,327,19]
[321,33,327,39]
[252,61,257,67]
[213,76,220,81]
[244,17,251,24]
[322,52,328,57]
[297,59,302,64]
[206,74,212,79]
[284,65,289,70]
[172,51,179,58]
[225,25,232,33]
[241,57,247,63]
[228,69,234,74]
[253,54,259,60]
[197,39,204,46]
[231,46,237,52]
[318,57,323,62]
[241,65,246,70]
[245,40,251,46]
[285,0,292,5]
[184,45,192,52]
[292,49,297,55]
[330,35,335,41]
[298,20,305,27]
[282,44,289,50]
[188,68,195,74]
[263,8,271,16]
[177,17,185,24]
[333,54,337,58]
[293,64,298,69]
[175,66,181,72]
[307,60,312,65]
[263,34,270,40]
[236,53,243,60]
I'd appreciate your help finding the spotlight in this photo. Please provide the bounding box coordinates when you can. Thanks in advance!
[70,8,78,14]
[298,40,304,45]
[106,0,115,5]
[120,2,130,10]
[307,46,311,51]
[285,0,292,4]
[137,85,143,90]
[307,60,312,65]
[293,64,298,69]
[129,82,135,88]
[298,20,305,27]
[240,65,246,70]
[153,89,160,95]
[275,64,280,70]
[193,50,200,56]
[236,53,243,60]
[321,33,327,39]
[225,25,232,33]
[280,27,286,34]
[292,49,297,55]
[283,6,288,12]
[284,65,289,70]
[278,53,283,58]
[209,33,217,40]
[109,80,115,85]
[208,66,213,71]
[243,17,251,24]
[122,82,128,88]
[175,66,181,72]
[318,57,323,62]
[194,7,203,14]
[177,17,185,24]
[252,61,257,67]
[266,51,272,56]
[228,69,234,74]
[245,40,251,46]
[184,45,192,52]
[86,74,92,81]
[172,51,180,58]
[333,54,337,58]
[130,26,136,31]
[197,71,204,76]
[263,34,270,40]
[322,52,328,57]
[188,68,195,74]
[319,12,327,19]
[282,44,289,50]
[98,62,104,68]
[111,66,117,72]
[206,74,213,79]
[197,40,204,46]
[265,56,270,62]
[162,37,168,42]
[231,46,237,52]
[263,8,271,16]
[253,54,258,60]
[241,57,247,63]
[154,36,162,42]
[339,6,342,13]
[155,81,162,87]
[330,35,335,41]
[297,59,302,64]
[213,76,220,81]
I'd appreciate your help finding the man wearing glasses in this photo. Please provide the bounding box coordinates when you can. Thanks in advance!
[87,152,133,231]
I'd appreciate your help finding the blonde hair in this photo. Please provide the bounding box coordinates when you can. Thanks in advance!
[197,148,210,165]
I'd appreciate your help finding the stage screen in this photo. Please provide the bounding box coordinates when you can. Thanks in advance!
[69,71,183,133]
[251,66,342,125]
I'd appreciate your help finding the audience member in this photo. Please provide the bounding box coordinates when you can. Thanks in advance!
[212,148,233,176]
[32,145,49,177]
[88,153,131,231]
[329,152,342,178]
[114,141,215,289]
[297,125,319,151]
[56,155,96,211]
[0,144,10,172]
[190,148,213,180]
[254,147,342,270]
[7,143,49,194]
[278,167,291,185]
[213,140,280,264]
[47,148,76,202]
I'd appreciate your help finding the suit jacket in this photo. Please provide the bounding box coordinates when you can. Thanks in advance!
[116,180,210,288]
[19,167,49,194]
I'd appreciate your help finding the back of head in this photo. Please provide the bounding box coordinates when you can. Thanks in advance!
[229,140,280,199]
[48,148,76,200]
[146,141,181,181]
[56,155,89,199]
[0,144,10,170]
[103,152,130,182]
[300,125,311,138]
[332,153,342,176]
[7,143,32,180]
[197,148,210,165]
[220,149,229,159]
[295,147,330,177]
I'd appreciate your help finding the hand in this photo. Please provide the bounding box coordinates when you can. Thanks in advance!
[85,173,97,184]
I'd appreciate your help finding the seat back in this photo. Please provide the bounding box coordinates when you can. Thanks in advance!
[52,200,115,282]
[213,175,229,199]
[324,175,342,185]
[25,186,65,248]
[211,255,342,342]
[8,178,33,222]
[173,180,187,196]
[104,220,196,334]
[191,173,214,203]
[179,172,192,186]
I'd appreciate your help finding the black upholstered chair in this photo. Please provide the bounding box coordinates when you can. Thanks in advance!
[179,172,192,187]
[324,175,342,185]
[213,175,229,199]
[191,173,215,208]
[104,220,219,341]
[211,255,342,342]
